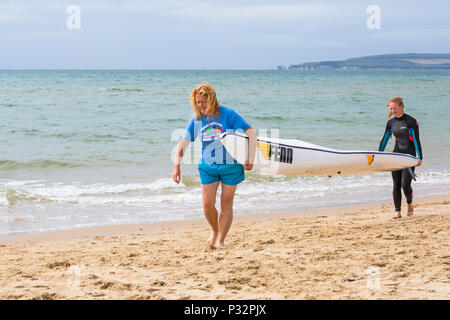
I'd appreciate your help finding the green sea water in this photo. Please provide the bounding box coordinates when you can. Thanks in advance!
[1,70,449,237]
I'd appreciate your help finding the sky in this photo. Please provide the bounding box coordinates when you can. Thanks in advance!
[1,0,450,69]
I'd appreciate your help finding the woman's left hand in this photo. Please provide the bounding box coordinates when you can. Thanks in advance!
[244,161,253,171]
[417,159,422,166]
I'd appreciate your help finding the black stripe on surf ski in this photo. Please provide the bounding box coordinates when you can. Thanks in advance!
[219,132,418,160]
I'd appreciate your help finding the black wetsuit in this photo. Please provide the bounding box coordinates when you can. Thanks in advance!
[379,114,423,211]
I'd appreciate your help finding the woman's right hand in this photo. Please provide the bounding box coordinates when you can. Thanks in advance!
[172,166,181,184]
[172,139,190,184]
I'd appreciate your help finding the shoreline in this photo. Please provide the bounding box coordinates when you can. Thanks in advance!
[1,193,449,246]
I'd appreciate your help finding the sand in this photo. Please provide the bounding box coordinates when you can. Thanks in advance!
[0,194,449,300]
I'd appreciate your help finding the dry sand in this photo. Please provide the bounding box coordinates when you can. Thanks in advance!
[0,195,449,300]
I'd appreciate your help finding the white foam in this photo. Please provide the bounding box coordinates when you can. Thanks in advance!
[0,191,8,207]
[1,169,450,237]
[3,170,450,208]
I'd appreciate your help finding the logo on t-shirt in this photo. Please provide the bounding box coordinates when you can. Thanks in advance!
[202,122,223,141]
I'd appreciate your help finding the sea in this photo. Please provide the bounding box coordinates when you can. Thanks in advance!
[1,70,449,238]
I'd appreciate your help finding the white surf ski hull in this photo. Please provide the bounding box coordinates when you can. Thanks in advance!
[219,132,418,176]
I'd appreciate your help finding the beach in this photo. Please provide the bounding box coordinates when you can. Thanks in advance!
[1,194,448,300]
[2,0,449,303]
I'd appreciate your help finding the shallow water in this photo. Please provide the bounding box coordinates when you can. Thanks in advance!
[1,70,449,237]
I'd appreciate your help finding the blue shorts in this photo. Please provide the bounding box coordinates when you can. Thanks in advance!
[198,163,245,186]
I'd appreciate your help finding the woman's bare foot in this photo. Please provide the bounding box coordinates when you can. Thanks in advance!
[407,203,414,216]
[393,211,402,219]
[214,242,224,249]
[207,232,218,248]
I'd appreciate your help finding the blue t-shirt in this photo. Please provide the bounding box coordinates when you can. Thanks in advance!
[183,106,251,165]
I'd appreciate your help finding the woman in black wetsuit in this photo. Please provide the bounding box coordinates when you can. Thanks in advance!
[379,97,423,219]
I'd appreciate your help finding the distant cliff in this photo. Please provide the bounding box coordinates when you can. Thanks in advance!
[280,53,450,70]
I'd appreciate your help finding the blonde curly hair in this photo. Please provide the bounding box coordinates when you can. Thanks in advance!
[190,82,220,118]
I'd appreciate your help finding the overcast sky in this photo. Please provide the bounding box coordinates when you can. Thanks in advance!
[1,0,449,69]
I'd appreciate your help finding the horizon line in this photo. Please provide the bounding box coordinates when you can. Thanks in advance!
[0,68,277,71]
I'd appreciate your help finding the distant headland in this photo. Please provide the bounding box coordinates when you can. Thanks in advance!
[278,53,450,70]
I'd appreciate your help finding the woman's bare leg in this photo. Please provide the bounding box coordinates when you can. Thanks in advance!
[201,181,220,247]
[216,183,238,248]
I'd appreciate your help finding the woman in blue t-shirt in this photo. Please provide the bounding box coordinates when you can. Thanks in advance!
[172,82,257,249]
